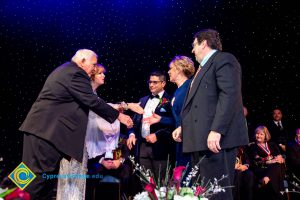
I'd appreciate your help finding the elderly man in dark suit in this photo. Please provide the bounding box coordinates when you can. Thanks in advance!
[172,29,249,200]
[19,49,133,200]
[127,71,175,180]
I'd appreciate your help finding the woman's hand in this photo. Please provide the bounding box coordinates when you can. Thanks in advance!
[237,164,248,171]
[111,160,121,169]
[266,155,285,164]
[127,134,136,150]
[274,155,285,163]
[172,126,182,142]
[128,102,144,114]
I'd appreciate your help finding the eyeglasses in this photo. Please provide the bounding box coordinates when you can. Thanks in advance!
[147,80,163,84]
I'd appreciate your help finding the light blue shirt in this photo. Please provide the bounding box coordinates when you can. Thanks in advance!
[200,49,217,67]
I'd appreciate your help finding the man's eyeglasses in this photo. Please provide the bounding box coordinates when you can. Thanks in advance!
[147,80,163,85]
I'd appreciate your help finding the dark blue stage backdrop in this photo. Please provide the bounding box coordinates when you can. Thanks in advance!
[0,0,298,173]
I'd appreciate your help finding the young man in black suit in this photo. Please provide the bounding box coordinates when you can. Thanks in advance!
[126,71,175,180]
[19,49,133,200]
[173,29,249,200]
[267,108,292,154]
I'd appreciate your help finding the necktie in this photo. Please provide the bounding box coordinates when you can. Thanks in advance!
[189,65,202,92]
[150,94,159,99]
[277,121,283,130]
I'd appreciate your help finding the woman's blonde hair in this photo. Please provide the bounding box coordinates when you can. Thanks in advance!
[169,55,195,79]
[90,64,106,81]
[255,125,271,142]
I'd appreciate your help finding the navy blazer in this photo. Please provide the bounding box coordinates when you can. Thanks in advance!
[181,51,249,152]
[19,62,119,161]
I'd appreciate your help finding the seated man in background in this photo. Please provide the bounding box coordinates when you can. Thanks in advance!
[267,108,292,154]
[286,128,300,178]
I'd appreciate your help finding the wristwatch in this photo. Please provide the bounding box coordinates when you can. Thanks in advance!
[120,158,125,164]
[120,101,128,110]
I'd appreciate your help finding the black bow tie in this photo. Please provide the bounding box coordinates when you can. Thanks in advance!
[150,94,160,99]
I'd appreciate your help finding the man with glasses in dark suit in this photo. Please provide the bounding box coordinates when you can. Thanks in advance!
[127,71,175,180]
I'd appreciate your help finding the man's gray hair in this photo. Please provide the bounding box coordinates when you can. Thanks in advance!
[71,49,98,63]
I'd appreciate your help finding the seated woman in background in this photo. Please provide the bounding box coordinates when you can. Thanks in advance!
[248,125,285,200]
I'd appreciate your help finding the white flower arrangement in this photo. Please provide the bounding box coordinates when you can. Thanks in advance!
[129,155,232,200]
[134,191,152,200]
[282,173,300,196]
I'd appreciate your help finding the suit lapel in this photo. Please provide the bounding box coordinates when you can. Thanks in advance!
[136,96,150,123]
[183,51,218,109]
[141,96,150,109]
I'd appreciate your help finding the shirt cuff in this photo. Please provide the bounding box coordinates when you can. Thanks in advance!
[99,157,104,164]
[129,133,135,137]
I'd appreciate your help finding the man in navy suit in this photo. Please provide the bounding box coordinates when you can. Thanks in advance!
[19,49,133,200]
[173,29,249,200]
[127,71,175,179]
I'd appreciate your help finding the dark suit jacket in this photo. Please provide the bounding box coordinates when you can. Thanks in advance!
[181,51,249,153]
[19,61,119,161]
[266,120,290,147]
[129,92,175,159]
[286,140,300,177]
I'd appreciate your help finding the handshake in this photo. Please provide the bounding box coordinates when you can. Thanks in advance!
[116,102,144,128]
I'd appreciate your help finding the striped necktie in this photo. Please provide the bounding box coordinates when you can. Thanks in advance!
[189,65,202,92]
[277,121,283,130]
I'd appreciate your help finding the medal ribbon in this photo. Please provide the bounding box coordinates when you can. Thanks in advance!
[258,142,271,156]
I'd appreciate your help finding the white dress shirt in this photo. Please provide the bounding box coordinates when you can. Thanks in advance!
[141,91,164,138]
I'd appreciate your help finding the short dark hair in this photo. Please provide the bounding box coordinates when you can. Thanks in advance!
[272,107,282,113]
[149,71,166,82]
[194,29,222,51]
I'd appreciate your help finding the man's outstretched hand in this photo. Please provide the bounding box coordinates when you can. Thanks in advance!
[118,113,133,128]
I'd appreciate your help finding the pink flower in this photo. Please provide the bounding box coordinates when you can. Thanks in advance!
[149,177,156,186]
[173,166,186,193]
[195,185,206,196]
[145,183,158,200]
[5,188,30,200]
[159,98,169,107]
[173,166,186,182]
